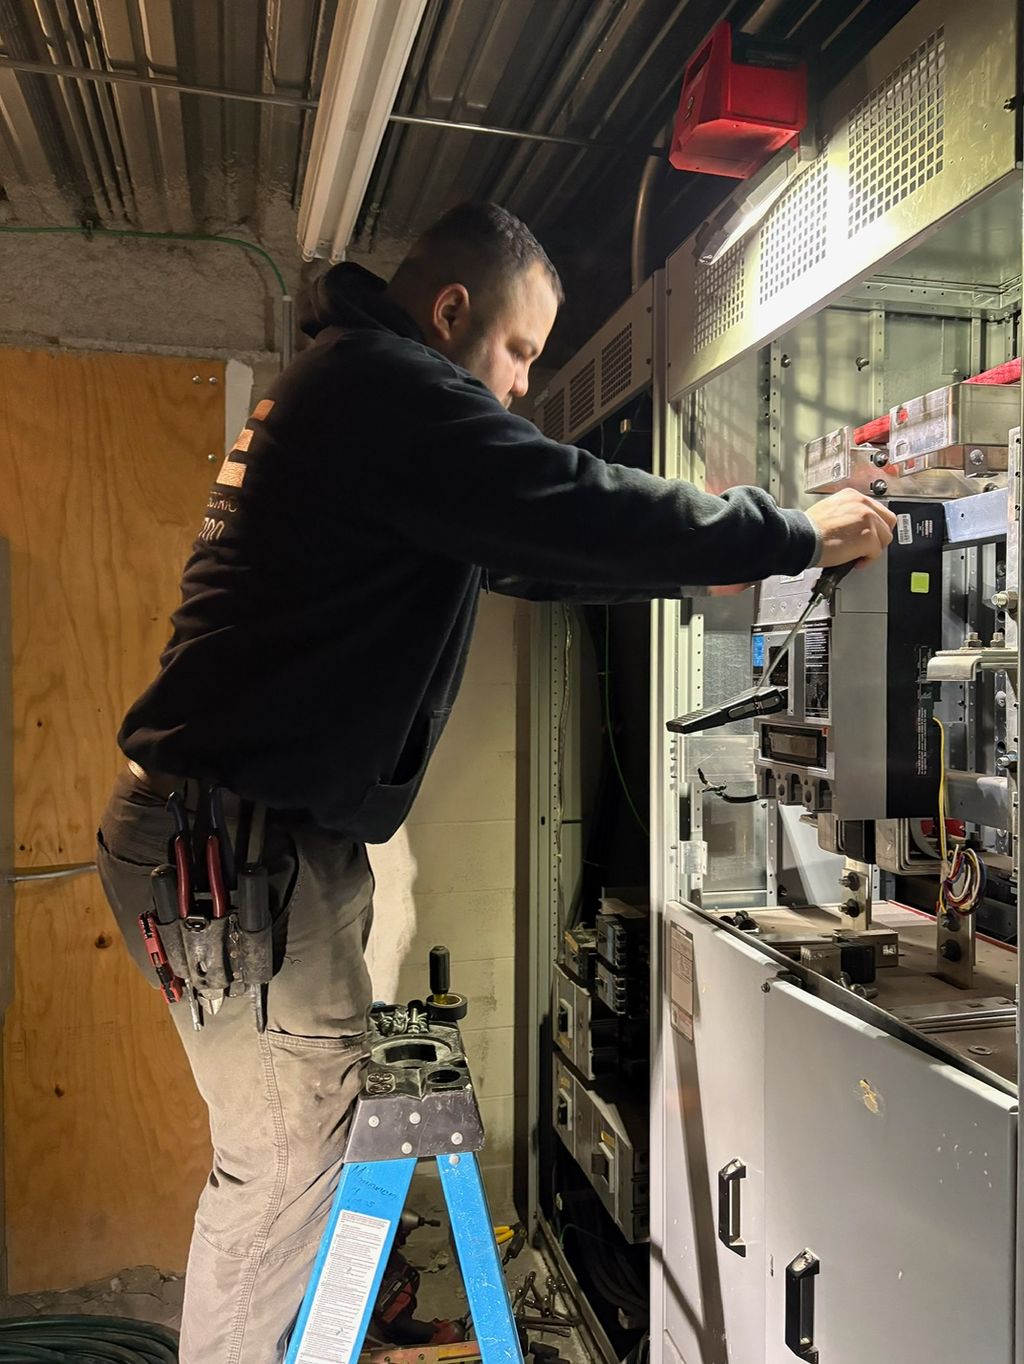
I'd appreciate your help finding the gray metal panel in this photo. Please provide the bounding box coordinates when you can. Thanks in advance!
[526,603,580,1231]
[665,0,1018,401]
[661,903,774,1364]
[777,309,878,510]
[533,279,654,443]
[695,348,761,495]
[763,981,1016,1364]
[945,488,1009,545]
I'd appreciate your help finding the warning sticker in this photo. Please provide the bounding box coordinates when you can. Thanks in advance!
[669,925,695,1041]
[292,1209,391,1363]
[896,513,913,546]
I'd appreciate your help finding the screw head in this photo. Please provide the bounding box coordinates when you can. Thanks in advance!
[870,479,889,497]
[401,1141,413,1155]
[450,1132,464,1146]
[940,940,962,962]
[192,375,202,384]
[969,448,985,466]
[409,1112,421,1125]
[368,1115,380,1128]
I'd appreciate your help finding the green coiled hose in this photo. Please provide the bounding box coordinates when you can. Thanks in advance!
[0,1315,178,1361]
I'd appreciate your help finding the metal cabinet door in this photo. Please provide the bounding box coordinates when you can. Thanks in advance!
[660,903,776,1364]
[763,981,1016,1364]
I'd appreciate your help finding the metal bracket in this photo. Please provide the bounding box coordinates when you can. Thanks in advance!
[344,1009,484,1162]
[926,647,1017,682]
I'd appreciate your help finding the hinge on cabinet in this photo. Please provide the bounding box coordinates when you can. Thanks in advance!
[678,840,708,876]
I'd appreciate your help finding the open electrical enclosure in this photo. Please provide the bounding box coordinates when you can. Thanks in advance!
[529,0,1024,1360]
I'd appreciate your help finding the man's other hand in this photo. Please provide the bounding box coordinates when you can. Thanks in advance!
[806,489,897,568]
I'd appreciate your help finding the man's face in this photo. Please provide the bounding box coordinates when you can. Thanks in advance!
[445,262,559,408]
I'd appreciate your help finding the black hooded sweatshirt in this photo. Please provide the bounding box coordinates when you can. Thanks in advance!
[119,264,819,839]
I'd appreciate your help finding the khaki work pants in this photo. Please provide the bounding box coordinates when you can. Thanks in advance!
[97,769,374,1364]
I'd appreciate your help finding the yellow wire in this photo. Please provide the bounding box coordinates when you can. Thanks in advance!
[932,716,949,869]
[932,716,950,919]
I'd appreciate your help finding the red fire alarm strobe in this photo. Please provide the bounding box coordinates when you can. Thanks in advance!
[670,22,807,180]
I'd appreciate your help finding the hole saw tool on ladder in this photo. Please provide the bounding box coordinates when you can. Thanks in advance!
[285,946,524,1364]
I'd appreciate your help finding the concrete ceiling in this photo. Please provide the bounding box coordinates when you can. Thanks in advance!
[0,0,921,362]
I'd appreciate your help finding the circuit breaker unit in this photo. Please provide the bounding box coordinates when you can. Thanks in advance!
[553,1055,649,1244]
[752,501,944,819]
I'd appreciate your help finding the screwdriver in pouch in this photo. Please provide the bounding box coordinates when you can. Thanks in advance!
[167,790,230,1018]
[237,863,272,1033]
[151,862,202,1030]
[137,913,184,1005]
[203,833,230,1016]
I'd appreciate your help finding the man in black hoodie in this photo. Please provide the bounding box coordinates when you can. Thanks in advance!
[97,203,894,1363]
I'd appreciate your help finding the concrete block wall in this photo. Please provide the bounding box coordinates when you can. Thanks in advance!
[368,592,522,1207]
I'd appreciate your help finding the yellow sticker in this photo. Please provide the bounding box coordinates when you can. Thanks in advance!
[910,572,930,594]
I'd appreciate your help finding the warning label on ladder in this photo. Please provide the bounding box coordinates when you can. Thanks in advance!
[291,1208,391,1364]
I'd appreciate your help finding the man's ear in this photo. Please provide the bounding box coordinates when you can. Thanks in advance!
[431,283,470,341]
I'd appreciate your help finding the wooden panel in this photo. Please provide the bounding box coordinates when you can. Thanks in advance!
[0,349,224,1291]
[4,875,210,1290]
[0,349,222,865]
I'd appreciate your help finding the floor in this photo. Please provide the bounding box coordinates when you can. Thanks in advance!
[405,1179,589,1364]
[0,1196,590,1364]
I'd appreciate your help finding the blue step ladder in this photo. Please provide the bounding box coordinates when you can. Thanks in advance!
[286,952,523,1364]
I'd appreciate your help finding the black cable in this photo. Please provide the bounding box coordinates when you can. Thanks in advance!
[560,1220,647,1314]
[697,766,759,805]
[0,1316,178,1361]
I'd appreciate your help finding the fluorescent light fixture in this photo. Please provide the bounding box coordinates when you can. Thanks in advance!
[297,0,428,263]
[695,147,801,265]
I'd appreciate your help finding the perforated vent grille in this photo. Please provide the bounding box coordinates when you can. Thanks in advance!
[694,242,745,352]
[568,359,596,432]
[848,27,945,237]
[759,151,829,303]
[541,388,566,441]
[600,324,633,406]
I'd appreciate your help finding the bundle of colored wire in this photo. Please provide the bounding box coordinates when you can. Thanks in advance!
[932,718,987,917]
[939,846,986,916]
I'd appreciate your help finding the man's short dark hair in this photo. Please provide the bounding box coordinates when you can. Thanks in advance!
[391,202,564,310]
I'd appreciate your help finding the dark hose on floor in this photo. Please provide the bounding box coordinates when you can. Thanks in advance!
[0,1315,178,1361]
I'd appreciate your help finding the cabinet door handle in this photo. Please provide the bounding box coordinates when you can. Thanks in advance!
[717,1158,746,1256]
[785,1249,820,1362]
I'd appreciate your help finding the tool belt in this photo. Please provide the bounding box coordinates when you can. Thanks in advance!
[131,766,275,1033]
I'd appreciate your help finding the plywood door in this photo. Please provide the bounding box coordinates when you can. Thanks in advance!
[0,348,224,1292]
